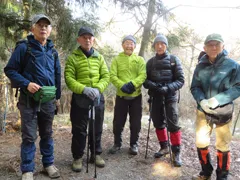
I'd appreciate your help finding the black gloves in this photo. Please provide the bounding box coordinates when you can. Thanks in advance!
[143,80,158,90]
[156,86,168,94]
[121,81,135,94]
[143,79,169,95]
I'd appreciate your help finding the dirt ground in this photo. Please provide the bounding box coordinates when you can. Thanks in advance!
[1,113,240,180]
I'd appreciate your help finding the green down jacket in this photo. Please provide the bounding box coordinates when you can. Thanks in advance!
[64,48,110,94]
[110,52,146,97]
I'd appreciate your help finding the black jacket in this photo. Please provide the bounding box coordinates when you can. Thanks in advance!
[144,52,184,101]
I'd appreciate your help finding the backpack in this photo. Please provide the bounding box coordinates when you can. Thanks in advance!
[11,40,57,97]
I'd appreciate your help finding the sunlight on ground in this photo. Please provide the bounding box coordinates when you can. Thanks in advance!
[151,161,182,177]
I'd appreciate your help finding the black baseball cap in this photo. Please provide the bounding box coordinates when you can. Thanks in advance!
[78,26,94,36]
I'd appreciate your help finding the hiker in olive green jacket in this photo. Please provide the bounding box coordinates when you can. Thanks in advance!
[64,27,109,172]
[108,35,146,155]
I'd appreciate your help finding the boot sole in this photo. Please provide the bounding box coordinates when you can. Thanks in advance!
[43,169,61,178]
[128,150,138,155]
[154,152,169,158]
[173,163,182,167]
[72,167,82,172]
[49,174,61,179]
[89,160,105,168]
[192,176,211,180]
[108,148,121,154]
[96,163,105,168]
[108,150,120,154]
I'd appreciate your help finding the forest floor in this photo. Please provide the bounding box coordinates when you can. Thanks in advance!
[1,112,240,180]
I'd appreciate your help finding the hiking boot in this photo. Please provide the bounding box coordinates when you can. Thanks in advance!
[72,158,83,172]
[172,152,182,167]
[171,145,182,167]
[22,172,33,180]
[154,147,169,158]
[216,151,230,180]
[44,165,60,178]
[192,173,211,180]
[128,144,138,155]
[108,145,121,154]
[90,155,105,168]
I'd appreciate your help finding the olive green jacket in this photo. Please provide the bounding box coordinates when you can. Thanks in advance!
[64,48,109,94]
[110,52,146,97]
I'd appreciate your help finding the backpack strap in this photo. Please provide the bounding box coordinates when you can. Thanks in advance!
[169,55,180,103]
[169,55,176,74]
[52,48,57,68]
[14,40,29,97]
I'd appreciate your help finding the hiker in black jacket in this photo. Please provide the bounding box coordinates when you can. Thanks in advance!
[143,34,184,167]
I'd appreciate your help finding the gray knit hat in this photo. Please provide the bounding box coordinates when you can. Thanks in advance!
[153,34,168,47]
[122,35,136,44]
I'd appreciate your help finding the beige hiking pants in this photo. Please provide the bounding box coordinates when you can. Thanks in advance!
[195,110,232,152]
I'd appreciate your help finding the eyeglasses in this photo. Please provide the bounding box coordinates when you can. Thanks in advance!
[123,42,135,47]
[205,42,222,48]
[34,23,52,29]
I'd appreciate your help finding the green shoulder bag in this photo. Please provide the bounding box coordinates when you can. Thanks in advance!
[33,86,57,103]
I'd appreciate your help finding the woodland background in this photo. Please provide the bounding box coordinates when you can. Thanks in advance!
[1,1,240,179]
[1,0,240,140]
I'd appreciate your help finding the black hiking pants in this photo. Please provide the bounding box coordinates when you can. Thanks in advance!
[113,95,142,147]
[151,95,180,132]
[70,93,105,159]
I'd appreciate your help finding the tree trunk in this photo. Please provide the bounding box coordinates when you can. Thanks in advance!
[22,0,32,38]
[138,0,155,58]
[188,46,195,87]
[0,82,3,132]
[0,75,7,133]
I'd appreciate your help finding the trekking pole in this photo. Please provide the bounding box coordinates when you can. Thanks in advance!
[162,96,173,166]
[86,105,91,173]
[145,96,153,159]
[91,104,97,178]
[232,108,240,136]
[86,100,97,178]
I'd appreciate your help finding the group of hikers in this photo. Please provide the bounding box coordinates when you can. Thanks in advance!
[4,14,240,180]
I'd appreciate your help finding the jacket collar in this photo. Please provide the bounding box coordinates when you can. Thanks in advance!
[73,47,99,58]
[27,34,54,50]
[200,49,228,64]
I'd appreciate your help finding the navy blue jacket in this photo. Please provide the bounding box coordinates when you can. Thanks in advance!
[191,49,240,110]
[4,35,61,99]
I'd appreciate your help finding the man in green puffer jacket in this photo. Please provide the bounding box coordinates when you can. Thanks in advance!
[64,27,109,172]
[191,33,240,180]
[108,35,146,155]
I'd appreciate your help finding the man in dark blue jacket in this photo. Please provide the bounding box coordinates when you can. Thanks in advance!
[4,14,61,180]
[143,34,184,167]
[191,33,240,180]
